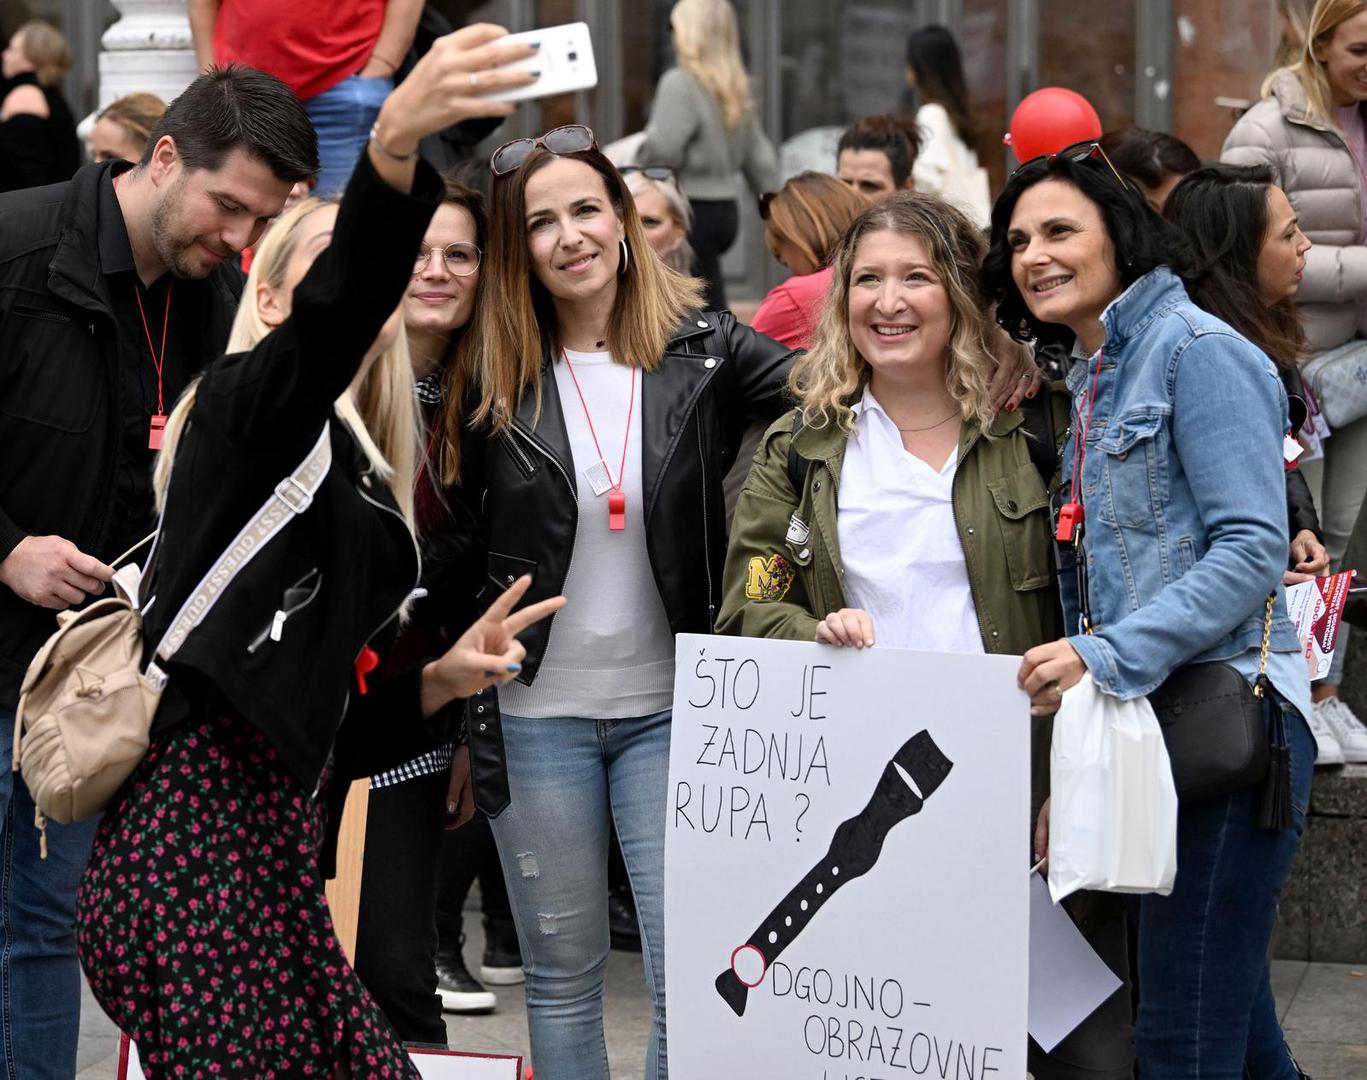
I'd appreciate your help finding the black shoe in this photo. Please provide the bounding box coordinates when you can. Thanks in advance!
[479,916,524,986]
[435,935,496,1014]
[608,886,641,953]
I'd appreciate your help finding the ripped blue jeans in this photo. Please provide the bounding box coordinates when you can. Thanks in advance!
[488,710,670,1080]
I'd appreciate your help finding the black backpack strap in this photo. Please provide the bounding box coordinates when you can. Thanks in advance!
[1019,384,1058,489]
[786,410,809,497]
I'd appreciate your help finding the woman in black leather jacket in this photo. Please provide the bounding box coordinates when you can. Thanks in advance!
[450,128,796,1080]
[1163,163,1330,583]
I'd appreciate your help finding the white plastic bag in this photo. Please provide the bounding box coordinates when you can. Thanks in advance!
[1047,672,1178,903]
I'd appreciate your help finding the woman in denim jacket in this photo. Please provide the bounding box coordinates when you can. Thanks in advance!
[982,148,1315,1080]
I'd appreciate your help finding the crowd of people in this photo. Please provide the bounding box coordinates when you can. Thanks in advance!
[1,0,1367,1078]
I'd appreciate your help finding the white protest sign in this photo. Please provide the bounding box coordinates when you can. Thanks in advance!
[118,1035,521,1078]
[666,634,1029,1079]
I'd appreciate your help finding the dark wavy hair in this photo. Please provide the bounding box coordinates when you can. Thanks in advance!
[1098,127,1200,194]
[1163,164,1305,369]
[981,153,1184,345]
[837,114,922,189]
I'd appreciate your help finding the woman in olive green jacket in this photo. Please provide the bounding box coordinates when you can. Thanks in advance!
[716,191,1131,1080]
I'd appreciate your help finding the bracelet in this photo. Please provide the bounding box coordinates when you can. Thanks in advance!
[370,52,399,73]
[369,123,418,163]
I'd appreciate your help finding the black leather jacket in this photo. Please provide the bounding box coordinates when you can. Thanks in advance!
[459,311,797,814]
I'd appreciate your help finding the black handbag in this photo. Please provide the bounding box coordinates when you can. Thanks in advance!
[1059,514,1293,825]
[1144,595,1292,826]
[1148,660,1267,801]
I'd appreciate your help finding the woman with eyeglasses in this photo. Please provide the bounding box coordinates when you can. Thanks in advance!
[447,122,795,1079]
[349,173,528,1036]
[622,165,694,276]
[982,144,1315,1079]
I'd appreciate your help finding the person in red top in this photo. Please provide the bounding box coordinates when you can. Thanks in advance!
[751,171,867,349]
[189,0,424,195]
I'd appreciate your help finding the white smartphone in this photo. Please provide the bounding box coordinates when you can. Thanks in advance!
[484,22,598,104]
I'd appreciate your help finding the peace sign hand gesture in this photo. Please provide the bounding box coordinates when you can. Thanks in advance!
[422,575,566,712]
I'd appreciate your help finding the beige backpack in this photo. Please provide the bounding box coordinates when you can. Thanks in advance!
[13,424,333,851]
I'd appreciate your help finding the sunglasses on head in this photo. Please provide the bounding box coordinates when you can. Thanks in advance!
[490,124,597,177]
[1013,139,1130,191]
[620,164,678,184]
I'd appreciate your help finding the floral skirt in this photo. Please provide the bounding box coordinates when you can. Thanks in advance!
[76,708,419,1079]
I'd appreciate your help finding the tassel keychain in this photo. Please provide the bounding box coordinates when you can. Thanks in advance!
[1257,677,1293,830]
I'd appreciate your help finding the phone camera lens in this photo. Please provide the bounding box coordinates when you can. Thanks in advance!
[568,50,578,61]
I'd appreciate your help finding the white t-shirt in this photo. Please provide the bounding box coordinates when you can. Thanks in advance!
[836,389,984,654]
[498,349,677,720]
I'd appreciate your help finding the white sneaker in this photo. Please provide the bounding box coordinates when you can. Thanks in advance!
[1306,701,1346,765]
[1316,698,1367,763]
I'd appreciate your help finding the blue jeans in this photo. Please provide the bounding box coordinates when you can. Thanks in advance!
[0,707,99,1080]
[304,73,393,196]
[1134,698,1315,1079]
[489,709,670,1080]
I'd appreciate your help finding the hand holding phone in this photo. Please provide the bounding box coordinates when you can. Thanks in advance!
[373,23,539,156]
[481,22,598,103]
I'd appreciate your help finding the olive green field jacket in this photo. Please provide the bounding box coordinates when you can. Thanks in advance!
[717,392,1080,875]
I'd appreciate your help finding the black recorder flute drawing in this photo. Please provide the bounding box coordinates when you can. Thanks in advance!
[714,730,954,1018]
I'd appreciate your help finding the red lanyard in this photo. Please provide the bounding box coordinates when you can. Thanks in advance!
[1056,349,1104,543]
[114,170,175,450]
[132,280,173,449]
[562,348,635,531]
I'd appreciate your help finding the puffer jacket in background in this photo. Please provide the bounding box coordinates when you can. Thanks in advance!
[1222,69,1367,355]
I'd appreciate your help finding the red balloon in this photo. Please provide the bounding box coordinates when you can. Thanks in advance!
[1006,88,1103,163]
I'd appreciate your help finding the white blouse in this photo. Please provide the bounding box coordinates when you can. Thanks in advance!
[836,389,984,654]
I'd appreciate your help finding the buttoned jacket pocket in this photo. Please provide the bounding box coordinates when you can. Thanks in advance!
[1095,408,1169,529]
[987,461,1053,591]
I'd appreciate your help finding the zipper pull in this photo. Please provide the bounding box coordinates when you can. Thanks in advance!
[269,609,287,642]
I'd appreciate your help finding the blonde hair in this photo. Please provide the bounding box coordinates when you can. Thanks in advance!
[154,198,419,529]
[1274,0,1318,69]
[670,0,754,130]
[97,93,167,159]
[474,145,706,432]
[15,21,71,88]
[1264,0,1367,123]
[791,192,997,433]
[764,171,867,272]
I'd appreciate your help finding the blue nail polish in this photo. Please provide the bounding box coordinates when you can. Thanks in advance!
[528,40,542,48]
[506,662,523,673]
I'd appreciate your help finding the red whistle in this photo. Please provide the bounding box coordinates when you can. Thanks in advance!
[148,414,167,450]
[608,489,626,531]
[1055,501,1084,543]
[354,644,380,695]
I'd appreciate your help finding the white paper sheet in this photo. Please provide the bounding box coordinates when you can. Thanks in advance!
[1028,872,1123,1053]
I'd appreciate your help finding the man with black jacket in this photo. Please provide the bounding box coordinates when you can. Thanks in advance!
[0,66,315,1080]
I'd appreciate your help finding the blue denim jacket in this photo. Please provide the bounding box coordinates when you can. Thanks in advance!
[1059,268,1302,698]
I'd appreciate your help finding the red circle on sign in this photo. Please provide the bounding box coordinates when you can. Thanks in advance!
[731,944,767,987]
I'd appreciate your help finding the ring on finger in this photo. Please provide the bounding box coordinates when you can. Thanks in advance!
[1019,373,1032,381]
[469,72,480,89]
